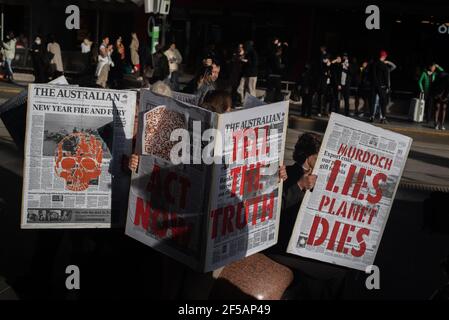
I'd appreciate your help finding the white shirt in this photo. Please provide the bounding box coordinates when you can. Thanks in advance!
[81,42,91,53]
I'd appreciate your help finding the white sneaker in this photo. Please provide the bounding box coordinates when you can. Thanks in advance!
[317,113,322,117]
[441,125,446,131]
[435,125,440,130]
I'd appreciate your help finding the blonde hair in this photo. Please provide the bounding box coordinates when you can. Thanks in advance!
[150,81,173,98]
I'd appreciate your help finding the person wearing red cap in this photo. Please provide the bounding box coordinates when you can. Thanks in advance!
[371,50,396,123]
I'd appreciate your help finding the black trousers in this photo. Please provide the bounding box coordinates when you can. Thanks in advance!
[320,85,335,115]
[355,86,370,114]
[301,90,313,117]
[424,93,433,123]
[330,86,340,114]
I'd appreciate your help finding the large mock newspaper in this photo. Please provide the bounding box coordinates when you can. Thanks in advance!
[126,91,289,272]
[287,113,412,271]
[204,101,289,271]
[21,84,136,229]
[126,90,217,271]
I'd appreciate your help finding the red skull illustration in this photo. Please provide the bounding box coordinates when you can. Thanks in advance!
[55,132,103,192]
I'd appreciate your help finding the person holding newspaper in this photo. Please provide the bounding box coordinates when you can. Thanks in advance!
[266,132,349,299]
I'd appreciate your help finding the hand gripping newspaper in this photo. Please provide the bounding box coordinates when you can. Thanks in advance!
[21,84,136,228]
[287,113,412,271]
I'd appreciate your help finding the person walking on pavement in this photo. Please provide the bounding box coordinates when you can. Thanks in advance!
[47,34,64,79]
[164,41,183,91]
[371,50,396,123]
[130,32,140,74]
[30,36,50,83]
[419,63,444,123]
[237,40,258,102]
[96,36,112,88]
[1,31,17,82]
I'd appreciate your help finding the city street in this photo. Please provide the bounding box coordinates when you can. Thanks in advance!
[1,75,449,300]
[1,0,449,303]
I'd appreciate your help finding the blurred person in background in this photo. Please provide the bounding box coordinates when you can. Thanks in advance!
[165,41,183,91]
[0,31,17,82]
[47,34,64,79]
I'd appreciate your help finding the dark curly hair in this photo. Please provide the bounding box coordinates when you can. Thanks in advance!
[201,90,232,114]
[293,132,322,165]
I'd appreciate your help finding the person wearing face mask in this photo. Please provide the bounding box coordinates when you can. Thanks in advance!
[0,31,17,82]
[30,36,49,83]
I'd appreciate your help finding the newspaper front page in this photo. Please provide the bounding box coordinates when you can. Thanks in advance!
[204,101,289,271]
[21,84,136,228]
[287,113,412,270]
[126,90,217,270]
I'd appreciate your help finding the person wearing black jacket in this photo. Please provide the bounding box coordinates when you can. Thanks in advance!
[237,40,258,103]
[150,44,170,84]
[318,56,336,117]
[330,56,343,114]
[299,63,314,117]
[336,53,353,116]
[265,46,285,102]
[371,50,395,123]
[30,36,50,83]
[355,61,371,117]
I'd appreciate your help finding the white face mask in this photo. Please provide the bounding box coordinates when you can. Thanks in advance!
[35,39,41,45]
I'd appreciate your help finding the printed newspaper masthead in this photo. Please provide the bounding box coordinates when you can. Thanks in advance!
[21,84,136,229]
